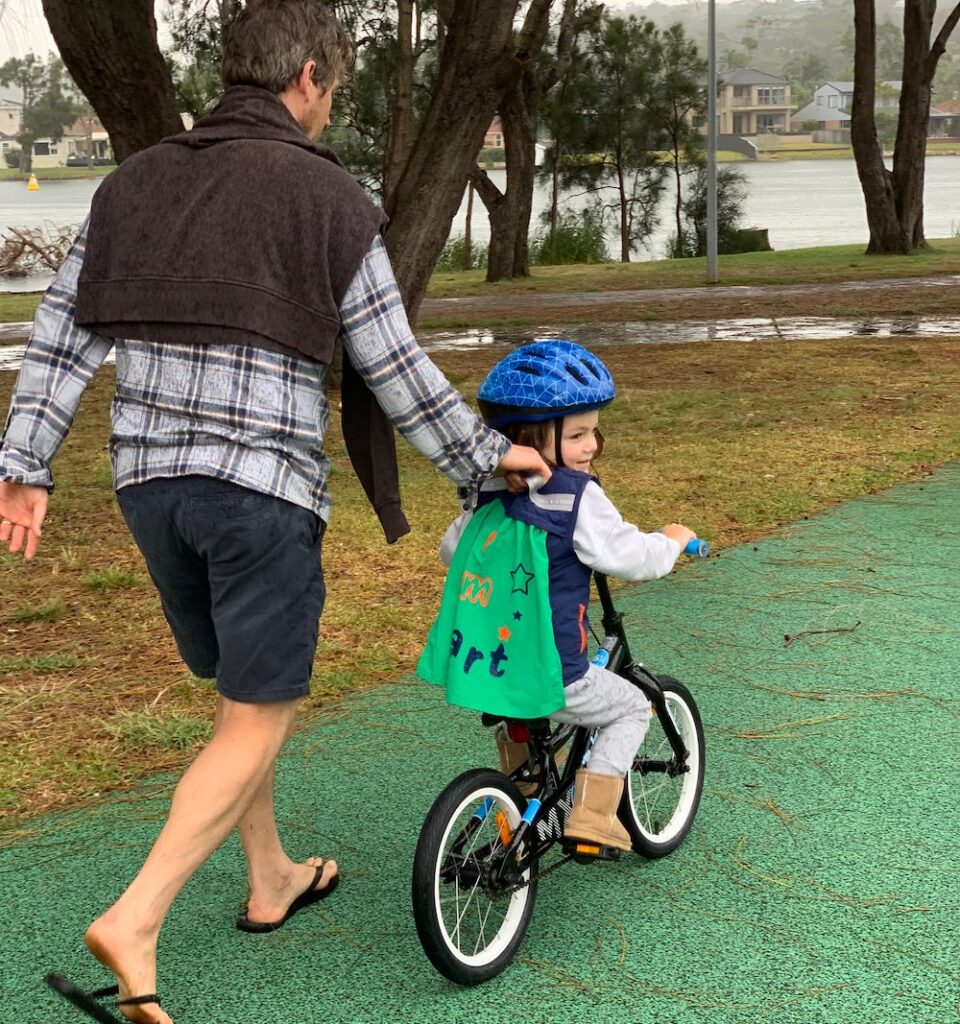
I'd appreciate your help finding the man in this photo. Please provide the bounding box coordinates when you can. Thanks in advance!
[0,4,549,1022]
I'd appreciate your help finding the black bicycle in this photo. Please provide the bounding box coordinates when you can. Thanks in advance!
[412,562,707,986]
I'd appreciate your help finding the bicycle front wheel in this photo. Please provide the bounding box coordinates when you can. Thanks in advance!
[620,675,704,858]
[412,769,538,985]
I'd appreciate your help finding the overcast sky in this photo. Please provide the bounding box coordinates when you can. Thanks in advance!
[0,0,723,67]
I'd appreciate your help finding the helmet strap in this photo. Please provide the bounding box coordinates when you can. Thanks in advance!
[554,416,565,468]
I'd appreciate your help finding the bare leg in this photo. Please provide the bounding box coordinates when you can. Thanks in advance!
[235,761,337,924]
[84,696,299,1024]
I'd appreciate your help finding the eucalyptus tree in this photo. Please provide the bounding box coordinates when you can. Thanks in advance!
[469,0,602,282]
[38,0,550,322]
[850,0,960,253]
[0,53,80,173]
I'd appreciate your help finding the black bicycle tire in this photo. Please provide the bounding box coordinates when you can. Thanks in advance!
[412,768,538,985]
[619,675,705,858]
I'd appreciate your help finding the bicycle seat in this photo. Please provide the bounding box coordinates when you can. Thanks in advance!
[480,713,551,733]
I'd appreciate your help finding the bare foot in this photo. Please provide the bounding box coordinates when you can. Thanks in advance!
[84,915,172,1024]
[242,855,338,925]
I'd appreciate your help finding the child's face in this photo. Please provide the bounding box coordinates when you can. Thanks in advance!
[542,411,601,472]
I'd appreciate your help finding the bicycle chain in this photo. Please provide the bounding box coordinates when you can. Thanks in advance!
[493,853,573,898]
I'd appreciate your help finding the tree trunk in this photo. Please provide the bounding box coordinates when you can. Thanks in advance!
[382,0,415,204]
[41,0,182,163]
[463,180,474,270]
[673,149,683,254]
[852,0,960,253]
[383,0,522,321]
[851,0,908,252]
[617,164,629,262]
[18,138,33,175]
[473,70,539,282]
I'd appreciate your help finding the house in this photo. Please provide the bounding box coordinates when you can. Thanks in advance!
[0,90,23,164]
[716,69,792,135]
[484,118,503,149]
[931,99,960,137]
[62,114,114,165]
[791,81,901,129]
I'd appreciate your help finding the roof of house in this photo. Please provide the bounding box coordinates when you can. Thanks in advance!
[820,80,902,93]
[934,99,960,113]
[64,114,107,136]
[792,100,850,123]
[0,89,23,108]
[720,68,789,86]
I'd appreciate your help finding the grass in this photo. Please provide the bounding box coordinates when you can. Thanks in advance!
[425,237,960,299]
[0,166,113,181]
[0,653,81,674]
[4,336,960,822]
[82,566,141,590]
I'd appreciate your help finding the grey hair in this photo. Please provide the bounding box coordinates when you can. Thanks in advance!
[222,0,354,93]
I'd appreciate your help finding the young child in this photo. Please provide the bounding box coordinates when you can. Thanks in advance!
[418,339,695,857]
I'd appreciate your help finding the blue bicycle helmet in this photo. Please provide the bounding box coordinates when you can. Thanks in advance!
[476,339,615,429]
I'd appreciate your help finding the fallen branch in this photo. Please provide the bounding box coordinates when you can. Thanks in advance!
[784,620,862,647]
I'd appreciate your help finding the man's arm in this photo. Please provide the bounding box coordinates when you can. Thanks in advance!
[338,237,549,487]
[0,219,113,559]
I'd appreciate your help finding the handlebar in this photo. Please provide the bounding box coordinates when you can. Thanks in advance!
[684,538,710,557]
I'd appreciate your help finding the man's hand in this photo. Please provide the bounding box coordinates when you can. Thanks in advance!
[0,481,48,561]
[498,444,552,494]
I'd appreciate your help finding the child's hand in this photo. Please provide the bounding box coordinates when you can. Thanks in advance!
[660,523,696,550]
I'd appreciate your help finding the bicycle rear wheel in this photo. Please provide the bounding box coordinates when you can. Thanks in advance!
[412,769,538,985]
[619,675,704,858]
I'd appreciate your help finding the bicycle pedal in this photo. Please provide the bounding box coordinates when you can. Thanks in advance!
[563,839,621,864]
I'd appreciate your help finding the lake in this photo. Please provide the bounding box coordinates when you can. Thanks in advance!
[2,157,959,290]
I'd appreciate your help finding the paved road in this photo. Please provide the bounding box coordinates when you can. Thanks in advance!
[2,464,959,1023]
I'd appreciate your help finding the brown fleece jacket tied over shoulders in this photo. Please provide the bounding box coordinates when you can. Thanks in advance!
[75,85,409,543]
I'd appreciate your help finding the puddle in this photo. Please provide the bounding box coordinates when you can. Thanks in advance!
[413,315,960,351]
[3,315,960,371]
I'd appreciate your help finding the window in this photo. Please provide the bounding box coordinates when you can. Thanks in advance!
[33,141,51,155]
[828,94,838,108]
[757,87,785,105]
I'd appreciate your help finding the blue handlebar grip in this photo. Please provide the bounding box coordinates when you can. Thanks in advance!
[684,538,710,557]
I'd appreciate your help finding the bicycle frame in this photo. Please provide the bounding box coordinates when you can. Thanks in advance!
[482,571,695,887]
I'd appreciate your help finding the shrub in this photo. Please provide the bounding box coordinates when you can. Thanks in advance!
[530,210,609,265]
[436,233,488,272]
[3,147,21,169]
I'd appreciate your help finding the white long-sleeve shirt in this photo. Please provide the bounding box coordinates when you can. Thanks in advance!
[440,477,680,580]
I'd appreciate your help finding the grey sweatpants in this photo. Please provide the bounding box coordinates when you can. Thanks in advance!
[549,663,652,777]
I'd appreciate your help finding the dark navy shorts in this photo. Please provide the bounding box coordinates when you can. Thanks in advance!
[117,476,326,703]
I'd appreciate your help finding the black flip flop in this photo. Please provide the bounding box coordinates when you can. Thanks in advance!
[45,973,162,1023]
[236,863,341,933]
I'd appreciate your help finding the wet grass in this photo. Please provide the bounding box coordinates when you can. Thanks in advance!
[0,166,113,182]
[3,336,960,821]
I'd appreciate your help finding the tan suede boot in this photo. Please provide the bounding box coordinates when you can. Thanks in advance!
[564,769,632,853]
[495,727,538,797]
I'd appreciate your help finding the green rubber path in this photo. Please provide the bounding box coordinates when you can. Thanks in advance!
[3,464,959,1023]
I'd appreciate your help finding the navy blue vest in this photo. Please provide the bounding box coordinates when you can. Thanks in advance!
[477,468,593,684]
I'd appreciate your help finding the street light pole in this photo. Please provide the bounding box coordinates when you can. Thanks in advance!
[706,0,718,283]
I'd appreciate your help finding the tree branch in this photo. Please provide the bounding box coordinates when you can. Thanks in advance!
[930,2,960,72]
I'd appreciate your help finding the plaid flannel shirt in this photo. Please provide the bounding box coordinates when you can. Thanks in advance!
[0,222,509,523]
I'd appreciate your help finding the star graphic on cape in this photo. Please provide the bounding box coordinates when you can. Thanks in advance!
[498,626,512,642]
[513,611,523,621]
[510,562,535,595]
